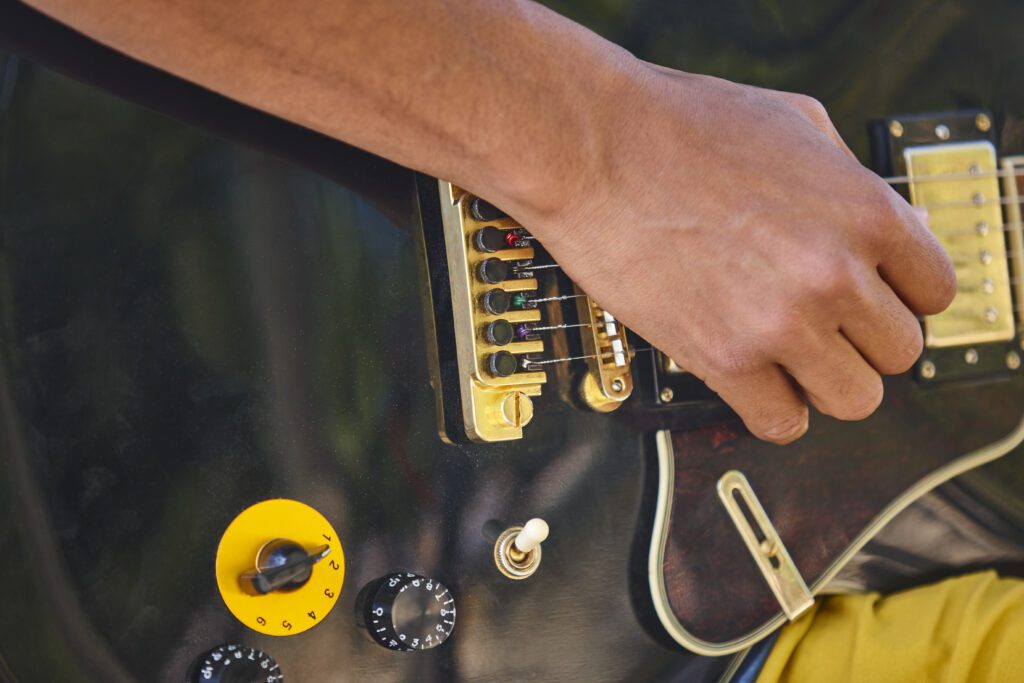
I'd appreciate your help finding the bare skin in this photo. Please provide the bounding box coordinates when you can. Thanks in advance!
[23,0,956,443]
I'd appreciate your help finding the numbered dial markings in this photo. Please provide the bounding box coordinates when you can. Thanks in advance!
[191,644,283,683]
[360,573,456,651]
[215,499,345,636]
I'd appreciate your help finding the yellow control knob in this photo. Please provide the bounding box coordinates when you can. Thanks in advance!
[215,499,344,636]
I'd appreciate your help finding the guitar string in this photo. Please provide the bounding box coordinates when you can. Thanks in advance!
[497,170,1023,245]
[525,325,1024,368]
[493,171,1024,371]
[525,307,1024,367]
[507,231,1024,270]
[883,168,1024,185]
[527,322,594,332]
[506,216,1023,247]
[506,182,1024,362]
[919,196,1020,211]
[512,222,1024,240]
[949,250,1023,261]
[527,293,586,304]
[522,346,658,369]
[934,224,1023,238]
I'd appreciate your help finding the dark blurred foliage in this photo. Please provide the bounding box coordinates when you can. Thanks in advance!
[548,0,1024,155]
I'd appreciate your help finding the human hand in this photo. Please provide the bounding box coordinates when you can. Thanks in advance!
[511,65,955,444]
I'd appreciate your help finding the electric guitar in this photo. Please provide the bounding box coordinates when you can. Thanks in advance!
[1,0,1023,682]
[417,110,1024,655]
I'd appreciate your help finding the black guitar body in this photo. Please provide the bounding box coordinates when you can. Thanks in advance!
[1,1,1023,681]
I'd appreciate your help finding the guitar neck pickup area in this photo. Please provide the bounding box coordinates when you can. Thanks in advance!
[1003,155,1024,340]
[905,141,1015,348]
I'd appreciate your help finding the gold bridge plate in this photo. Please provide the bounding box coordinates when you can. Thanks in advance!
[438,181,546,442]
[905,141,1014,347]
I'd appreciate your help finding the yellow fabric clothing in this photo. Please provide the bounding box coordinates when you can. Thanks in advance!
[757,571,1024,682]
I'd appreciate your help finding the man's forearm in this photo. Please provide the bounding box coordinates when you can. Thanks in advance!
[21,0,958,443]
[24,0,635,219]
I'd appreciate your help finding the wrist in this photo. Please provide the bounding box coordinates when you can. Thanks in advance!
[476,34,648,238]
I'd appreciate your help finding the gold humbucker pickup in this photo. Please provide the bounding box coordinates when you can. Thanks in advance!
[905,141,1015,347]
[436,180,546,442]
[1003,155,1024,339]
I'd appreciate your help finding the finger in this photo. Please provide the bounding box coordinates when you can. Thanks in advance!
[783,330,884,421]
[840,273,924,375]
[877,192,957,315]
[707,364,810,444]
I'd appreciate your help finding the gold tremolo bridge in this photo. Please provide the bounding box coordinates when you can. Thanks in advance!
[417,179,635,443]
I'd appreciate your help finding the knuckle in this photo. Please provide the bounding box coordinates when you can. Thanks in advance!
[807,259,857,303]
[707,345,761,379]
[856,185,907,245]
[795,95,830,126]
[861,193,902,244]
[909,248,957,315]
[832,376,884,421]
[881,322,924,375]
[759,311,808,351]
[789,256,858,308]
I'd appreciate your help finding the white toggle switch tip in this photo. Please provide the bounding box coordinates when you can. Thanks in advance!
[514,518,549,554]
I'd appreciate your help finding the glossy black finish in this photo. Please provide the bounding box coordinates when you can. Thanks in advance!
[0,5,726,682]
[2,0,1024,681]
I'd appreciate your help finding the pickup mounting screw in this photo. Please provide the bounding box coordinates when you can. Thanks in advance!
[920,360,937,379]
[975,113,992,132]
[889,120,904,138]
[964,348,979,365]
[935,124,951,141]
[660,387,674,403]
[1007,351,1021,371]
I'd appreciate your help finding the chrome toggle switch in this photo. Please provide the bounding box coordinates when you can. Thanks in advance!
[494,518,549,580]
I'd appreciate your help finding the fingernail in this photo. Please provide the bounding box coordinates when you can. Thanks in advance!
[763,412,809,442]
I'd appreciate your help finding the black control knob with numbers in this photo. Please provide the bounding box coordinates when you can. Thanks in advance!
[356,573,456,651]
[190,644,283,683]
